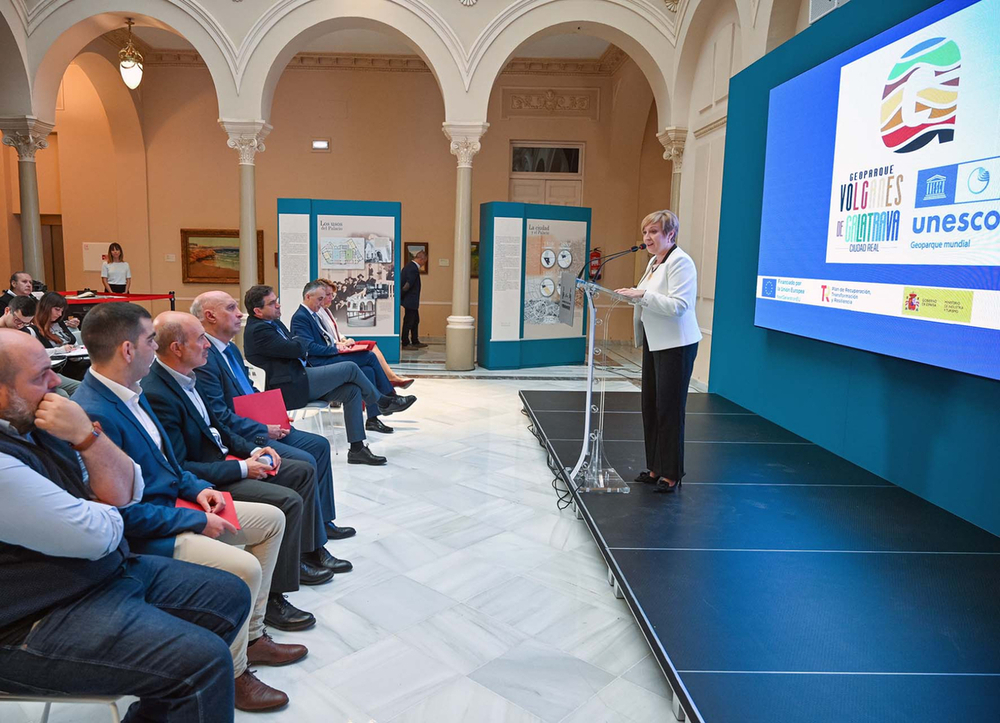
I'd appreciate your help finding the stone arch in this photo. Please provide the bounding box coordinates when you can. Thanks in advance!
[765,0,804,53]
[238,1,465,123]
[29,1,237,122]
[68,48,152,293]
[671,0,742,125]
[467,2,673,128]
[0,2,32,117]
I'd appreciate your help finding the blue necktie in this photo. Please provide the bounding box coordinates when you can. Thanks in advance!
[224,344,255,396]
[272,322,307,366]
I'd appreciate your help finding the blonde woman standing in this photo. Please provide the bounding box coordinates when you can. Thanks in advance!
[616,210,701,493]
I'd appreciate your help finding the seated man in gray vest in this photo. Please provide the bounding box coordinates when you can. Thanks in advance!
[0,329,252,723]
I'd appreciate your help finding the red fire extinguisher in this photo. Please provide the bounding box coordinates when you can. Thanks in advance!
[589,248,602,280]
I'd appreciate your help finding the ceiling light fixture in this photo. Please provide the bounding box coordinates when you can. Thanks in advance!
[119,18,144,89]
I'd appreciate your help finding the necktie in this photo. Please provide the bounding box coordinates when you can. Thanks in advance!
[313,313,332,345]
[271,322,307,366]
[224,344,255,396]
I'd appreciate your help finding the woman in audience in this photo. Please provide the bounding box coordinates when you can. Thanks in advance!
[317,278,414,389]
[28,291,90,380]
[102,242,132,293]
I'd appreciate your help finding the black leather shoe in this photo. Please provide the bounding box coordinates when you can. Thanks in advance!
[410,342,428,348]
[309,546,354,574]
[347,445,387,465]
[366,417,393,434]
[326,522,357,540]
[264,593,316,631]
[299,559,334,585]
[377,394,416,416]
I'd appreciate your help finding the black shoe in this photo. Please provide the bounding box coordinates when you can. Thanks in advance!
[264,594,316,631]
[347,445,387,466]
[652,478,682,494]
[635,471,656,484]
[410,342,428,348]
[366,417,394,434]
[401,341,411,348]
[377,395,416,416]
[309,546,354,574]
[299,559,334,585]
[326,522,357,540]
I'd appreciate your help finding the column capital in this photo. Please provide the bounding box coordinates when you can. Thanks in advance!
[656,126,687,171]
[442,121,489,169]
[220,119,272,165]
[0,116,55,162]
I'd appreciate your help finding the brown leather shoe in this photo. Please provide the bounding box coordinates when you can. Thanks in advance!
[234,669,289,712]
[247,631,308,667]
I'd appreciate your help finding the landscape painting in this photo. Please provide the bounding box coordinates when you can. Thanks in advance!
[181,229,264,284]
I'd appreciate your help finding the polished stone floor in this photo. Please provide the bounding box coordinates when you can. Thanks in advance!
[8,372,680,723]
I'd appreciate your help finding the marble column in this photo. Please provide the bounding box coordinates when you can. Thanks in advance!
[220,120,271,306]
[657,126,687,212]
[442,122,488,371]
[0,117,55,282]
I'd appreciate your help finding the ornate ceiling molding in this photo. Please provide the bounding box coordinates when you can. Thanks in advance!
[502,87,600,120]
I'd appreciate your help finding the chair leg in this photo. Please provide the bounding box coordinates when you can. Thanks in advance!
[108,701,121,722]
[315,408,326,437]
[40,702,52,723]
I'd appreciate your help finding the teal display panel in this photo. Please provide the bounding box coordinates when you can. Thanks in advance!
[710,0,1000,536]
[277,198,402,364]
[478,202,591,369]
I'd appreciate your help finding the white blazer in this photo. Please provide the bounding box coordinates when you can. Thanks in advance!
[632,246,703,351]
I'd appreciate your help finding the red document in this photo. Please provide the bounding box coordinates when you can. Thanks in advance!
[340,340,376,353]
[233,389,291,430]
[176,490,241,530]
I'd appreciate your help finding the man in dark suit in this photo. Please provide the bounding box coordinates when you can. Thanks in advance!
[73,302,300,713]
[142,312,354,623]
[400,250,426,347]
[0,270,33,316]
[290,280,404,434]
[242,285,415,466]
[190,290,354,540]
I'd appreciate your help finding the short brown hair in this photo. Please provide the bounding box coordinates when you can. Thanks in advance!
[244,285,274,315]
[640,210,680,242]
[81,302,151,364]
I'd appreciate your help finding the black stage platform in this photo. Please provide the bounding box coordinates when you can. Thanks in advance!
[520,390,1000,723]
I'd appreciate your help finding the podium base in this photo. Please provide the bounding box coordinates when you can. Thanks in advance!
[571,429,630,494]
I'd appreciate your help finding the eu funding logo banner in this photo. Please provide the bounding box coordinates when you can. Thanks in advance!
[827,0,1000,267]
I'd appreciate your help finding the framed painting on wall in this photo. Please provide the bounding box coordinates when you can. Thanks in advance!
[403,242,429,274]
[181,228,264,284]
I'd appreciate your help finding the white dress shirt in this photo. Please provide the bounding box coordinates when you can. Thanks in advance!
[90,369,165,454]
[316,308,341,343]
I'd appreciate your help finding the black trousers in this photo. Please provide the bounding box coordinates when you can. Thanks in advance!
[641,337,698,481]
[401,307,420,344]
[218,458,317,593]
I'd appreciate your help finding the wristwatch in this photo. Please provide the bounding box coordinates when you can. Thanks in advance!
[72,421,103,451]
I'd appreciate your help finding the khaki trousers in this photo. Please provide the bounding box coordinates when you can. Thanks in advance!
[172,500,285,676]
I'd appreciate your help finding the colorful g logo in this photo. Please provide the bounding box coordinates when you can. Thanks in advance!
[881,37,960,153]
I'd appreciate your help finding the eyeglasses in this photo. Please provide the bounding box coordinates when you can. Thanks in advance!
[11,314,32,329]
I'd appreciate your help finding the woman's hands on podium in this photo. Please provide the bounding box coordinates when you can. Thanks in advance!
[614,287,645,299]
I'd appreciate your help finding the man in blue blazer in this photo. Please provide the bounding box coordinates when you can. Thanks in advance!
[142,313,355,621]
[290,280,405,434]
[74,302,302,712]
[190,290,353,539]
[242,285,416,466]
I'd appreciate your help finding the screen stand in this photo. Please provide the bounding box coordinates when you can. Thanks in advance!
[568,280,637,494]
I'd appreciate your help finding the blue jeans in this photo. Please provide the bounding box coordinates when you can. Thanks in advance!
[0,555,250,723]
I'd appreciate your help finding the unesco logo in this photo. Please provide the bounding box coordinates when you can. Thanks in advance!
[880,37,960,154]
[968,167,990,195]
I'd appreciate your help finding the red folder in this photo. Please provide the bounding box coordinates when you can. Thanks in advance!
[176,490,241,530]
[233,389,291,430]
[340,340,376,353]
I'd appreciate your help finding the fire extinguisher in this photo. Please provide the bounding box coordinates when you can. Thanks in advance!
[589,248,602,280]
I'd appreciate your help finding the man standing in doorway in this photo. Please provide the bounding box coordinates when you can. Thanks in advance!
[400,250,426,348]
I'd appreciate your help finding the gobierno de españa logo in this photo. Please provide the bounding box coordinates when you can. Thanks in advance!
[880,37,960,154]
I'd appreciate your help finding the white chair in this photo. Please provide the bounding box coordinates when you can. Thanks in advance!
[289,401,343,455]
[0,693,120,722]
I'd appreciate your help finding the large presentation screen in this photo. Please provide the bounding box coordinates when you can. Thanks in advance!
[755,0,1000,380]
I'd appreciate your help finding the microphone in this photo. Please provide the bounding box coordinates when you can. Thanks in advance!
[592,243,646,280]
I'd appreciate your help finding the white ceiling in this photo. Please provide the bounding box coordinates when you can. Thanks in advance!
[132,27,611,59]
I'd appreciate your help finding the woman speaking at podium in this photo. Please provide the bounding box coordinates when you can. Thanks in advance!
[616,210,701,493]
